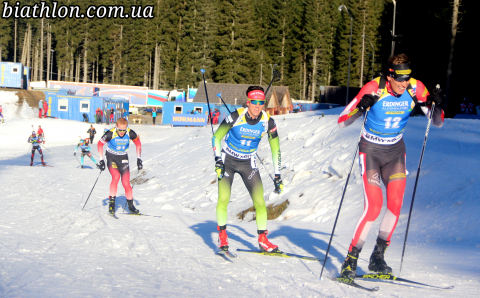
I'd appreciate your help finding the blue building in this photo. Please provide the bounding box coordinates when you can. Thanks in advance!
[162,101,241,126]
[42,89,128,123]
[0,62,29,89]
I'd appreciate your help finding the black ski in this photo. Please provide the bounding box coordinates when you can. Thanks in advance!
[119,213,162,218]
[217,248,237,262]
[237,249,324,262]
[335,277,379,292]
[356,273,454,290]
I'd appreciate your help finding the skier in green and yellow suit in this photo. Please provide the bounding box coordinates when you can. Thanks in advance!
[212,86,283,252]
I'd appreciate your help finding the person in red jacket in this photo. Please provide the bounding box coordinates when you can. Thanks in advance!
[43,100,48,118]
[37,125,45,144]
[212,108,220,124]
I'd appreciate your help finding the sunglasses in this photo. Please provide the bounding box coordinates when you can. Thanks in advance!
[393,76,411,82]
[250,100,265,105]
[116,128,127,132]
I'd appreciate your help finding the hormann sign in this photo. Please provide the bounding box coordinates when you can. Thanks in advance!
[171,114,208,126]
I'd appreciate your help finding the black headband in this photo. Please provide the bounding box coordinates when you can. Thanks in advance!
[388,63,412,81]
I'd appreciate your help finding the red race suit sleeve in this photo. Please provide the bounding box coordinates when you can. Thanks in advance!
[338,79,380,128]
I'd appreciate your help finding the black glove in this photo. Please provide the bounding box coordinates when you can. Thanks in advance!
[98,160,106,171]
[358,94,376,112]
[215,157,225,180]
[273,175,284,194]
[428,87,443,105]
[74,152,76,156]
[137,158,143,170]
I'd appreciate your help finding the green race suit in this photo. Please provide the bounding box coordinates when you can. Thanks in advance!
[212,108,281,230]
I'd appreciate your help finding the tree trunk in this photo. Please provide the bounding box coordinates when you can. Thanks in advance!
[281,16,286,82]
[83,34,88,83]
[445,0,460,109]
[47,24,51,82]
[175,16,183,89]
[76,55,80,82]
[26,24,31,68]
[21,31,27,65]
[302,53,307,101]
[259,52,263,85]
[153,41,159,89]
[34,42,39,81]
[311,48,318,101]
[70,51,74,82]
[12,19,17,62]
[40,19,44,81]
[360,24,365,87]
[96,56,99,84]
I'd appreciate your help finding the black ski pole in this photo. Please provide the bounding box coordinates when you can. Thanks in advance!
[75,154,82,167]
[264,70,281,98]
[319,111,369,280]
[82,170,103,210]
[399,87,439,275]
[200,69,215,134]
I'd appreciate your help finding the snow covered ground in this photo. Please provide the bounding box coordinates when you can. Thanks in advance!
[1,90,479,297]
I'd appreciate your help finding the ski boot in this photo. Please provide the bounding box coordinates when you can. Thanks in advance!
[30,162,33,166]
[217,225,229,251]
[127,199,140,214]
[258,230,278,252]
[108,196,116,215]
[81,165,84,169]
[340,246,361,279]
[368,237,392,274]
[42,162,46,166]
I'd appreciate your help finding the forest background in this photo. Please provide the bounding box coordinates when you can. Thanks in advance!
[0,0,473,116]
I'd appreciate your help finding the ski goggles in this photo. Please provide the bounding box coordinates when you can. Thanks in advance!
[249,99,266,105]
[116,128,127,133]
[387,63,412,82]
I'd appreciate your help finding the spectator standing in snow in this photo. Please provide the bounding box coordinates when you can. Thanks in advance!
[152,108,157,126]
[105,108,111,125]
[38,99,43,118]
[87,125,97,143]
[109,107,115,123]
[37,125,45,143]
[43,100,48,118]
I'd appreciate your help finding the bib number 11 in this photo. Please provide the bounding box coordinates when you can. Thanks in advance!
[240,140,252,147]
[384,117,401,129]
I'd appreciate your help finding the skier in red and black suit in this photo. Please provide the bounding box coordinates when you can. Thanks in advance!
[337,54,444,279]
[97,118,142,216]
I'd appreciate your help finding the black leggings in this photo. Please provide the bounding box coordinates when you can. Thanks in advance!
[31,147,44,163]
[217,154,267,230]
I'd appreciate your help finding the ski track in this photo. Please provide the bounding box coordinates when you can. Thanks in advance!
[0,96,479,297]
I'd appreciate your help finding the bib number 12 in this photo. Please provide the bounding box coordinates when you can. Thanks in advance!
[384,117,401,129]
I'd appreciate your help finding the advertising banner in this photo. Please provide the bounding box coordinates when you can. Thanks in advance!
[171,114,207,126]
